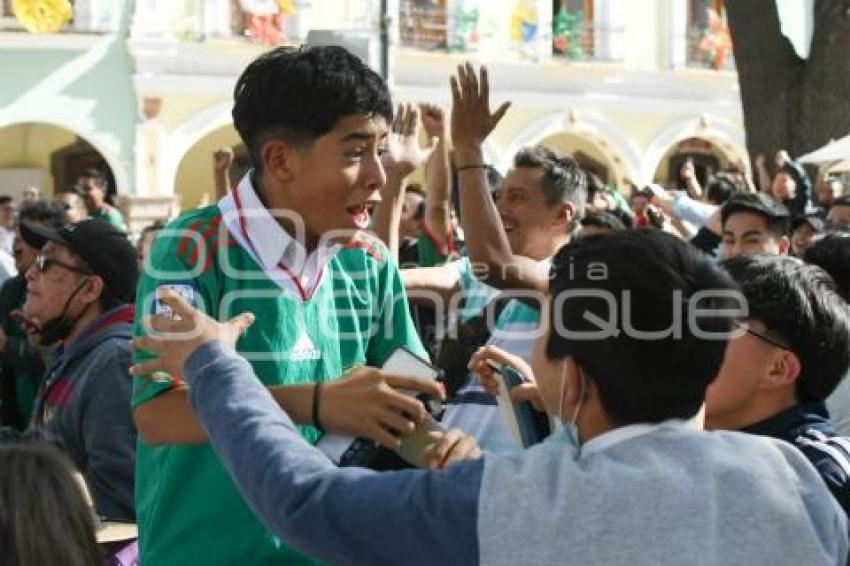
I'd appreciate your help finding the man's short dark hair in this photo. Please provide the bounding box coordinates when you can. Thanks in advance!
[17,201,65,227]
[513,145,587,228]
[722,254,850,403]
[580,210,626,232]
[232,45,393,172]
[547,231,737,425]
[705,175,740,206]
[803,232,850,302]
[721,193,790,237]
[81,168,107,188]
[0,195,12,206]
[584,171,605,203]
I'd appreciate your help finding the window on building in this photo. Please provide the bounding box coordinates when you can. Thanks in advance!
[399,0,449,50]
[687,0,734,70]
[552,0,594,60]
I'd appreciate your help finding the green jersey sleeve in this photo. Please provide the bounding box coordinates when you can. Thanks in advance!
[132,224,215,409]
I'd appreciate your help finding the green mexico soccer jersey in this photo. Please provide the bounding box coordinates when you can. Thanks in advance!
[133,201,426,565]
[90,205,126,231]
[416,224,458,268]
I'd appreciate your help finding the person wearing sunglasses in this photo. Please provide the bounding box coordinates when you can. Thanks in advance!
[11,217,139,524]
[706,254,850,515]
[0,201,65,430]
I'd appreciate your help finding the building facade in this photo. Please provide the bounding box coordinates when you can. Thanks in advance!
[0,0,745,232]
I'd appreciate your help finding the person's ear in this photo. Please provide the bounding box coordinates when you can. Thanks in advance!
[778,235,791,256]
[560,356,584,409]
[261,139,301,184]
[759,349,801,391]
[79,276,105,306]
[551,201,575,232]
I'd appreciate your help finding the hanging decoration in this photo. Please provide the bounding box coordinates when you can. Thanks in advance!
[448,7,479,52]
[239,0,296,47]
[552,6,585,60]
[510,0,537,44]
[12,0,73,34]
[697,7,732,70]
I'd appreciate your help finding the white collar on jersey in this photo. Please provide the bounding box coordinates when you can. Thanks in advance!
[219,172,338,295]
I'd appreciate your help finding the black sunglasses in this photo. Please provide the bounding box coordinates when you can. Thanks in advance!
[34,252,94,276]
[734,320,790,351]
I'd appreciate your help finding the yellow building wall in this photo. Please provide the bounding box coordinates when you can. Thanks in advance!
[0,123,80,195]
[174,124,240,208]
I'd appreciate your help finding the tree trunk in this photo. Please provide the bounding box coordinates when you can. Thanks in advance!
[727,0,850,168]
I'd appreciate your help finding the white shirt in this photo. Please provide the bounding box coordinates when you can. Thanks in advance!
[0,226,14,255]
[219,173,339,300]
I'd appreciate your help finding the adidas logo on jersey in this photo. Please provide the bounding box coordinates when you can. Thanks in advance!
[288,331,322,362]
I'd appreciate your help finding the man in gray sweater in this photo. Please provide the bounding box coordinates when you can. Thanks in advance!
[135,229,848,566]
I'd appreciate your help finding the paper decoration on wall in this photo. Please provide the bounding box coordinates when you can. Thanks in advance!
[448,7,479,52]
[12,0,73,34]
[698,7,732,70]
[510,0,537,44]
[553,6,585,60]
[239,0,296,46]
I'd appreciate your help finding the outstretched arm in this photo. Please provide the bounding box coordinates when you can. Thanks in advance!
[451,64,549,294]
[371,104,436,259]
[420,104,453,255]
[134,293,482,565]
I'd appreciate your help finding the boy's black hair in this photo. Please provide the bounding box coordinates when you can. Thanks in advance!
[721,193,790,237]
[17,200,65,228]
[722,254,850,403]
[80,168,107,188]
[232,45,393,173]
[0,195,12,206]
[584,171,605,203]
[803,231,850,302]
[546,230,738,425]
[580,210,626,232]
[705,175,740,206]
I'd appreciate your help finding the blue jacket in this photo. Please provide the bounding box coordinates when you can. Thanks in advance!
[744,401,850,516]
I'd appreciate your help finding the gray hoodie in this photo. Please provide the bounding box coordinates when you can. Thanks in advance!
[29,305,136,521]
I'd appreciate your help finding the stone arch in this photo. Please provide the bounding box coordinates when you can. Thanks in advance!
[642,116,747,185]
[0,118,129,195]
[500,110,642,185]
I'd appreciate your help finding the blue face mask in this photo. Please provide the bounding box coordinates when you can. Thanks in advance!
[547,363,586,457]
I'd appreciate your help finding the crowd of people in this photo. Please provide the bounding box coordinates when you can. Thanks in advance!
[2,44,850,565]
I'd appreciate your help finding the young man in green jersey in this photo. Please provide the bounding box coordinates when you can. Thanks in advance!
[132,45,451,565]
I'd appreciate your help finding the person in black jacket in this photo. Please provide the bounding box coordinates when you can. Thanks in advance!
[706,254,850,515]
[0,201,64,429]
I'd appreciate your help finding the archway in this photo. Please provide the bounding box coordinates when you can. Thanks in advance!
[501,110,642,189]
[173,123,243,210]
[652,136,740,190]
[0,122,118,201]
[538,132,618,186]
[643,116,747,188]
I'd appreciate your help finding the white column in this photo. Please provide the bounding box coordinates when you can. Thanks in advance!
[130,0,173,39]
[201,0,233,38]
[594,0,624,61]
[668,0,688,69]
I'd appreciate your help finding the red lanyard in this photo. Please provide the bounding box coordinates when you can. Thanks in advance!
[231,184,323,301]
